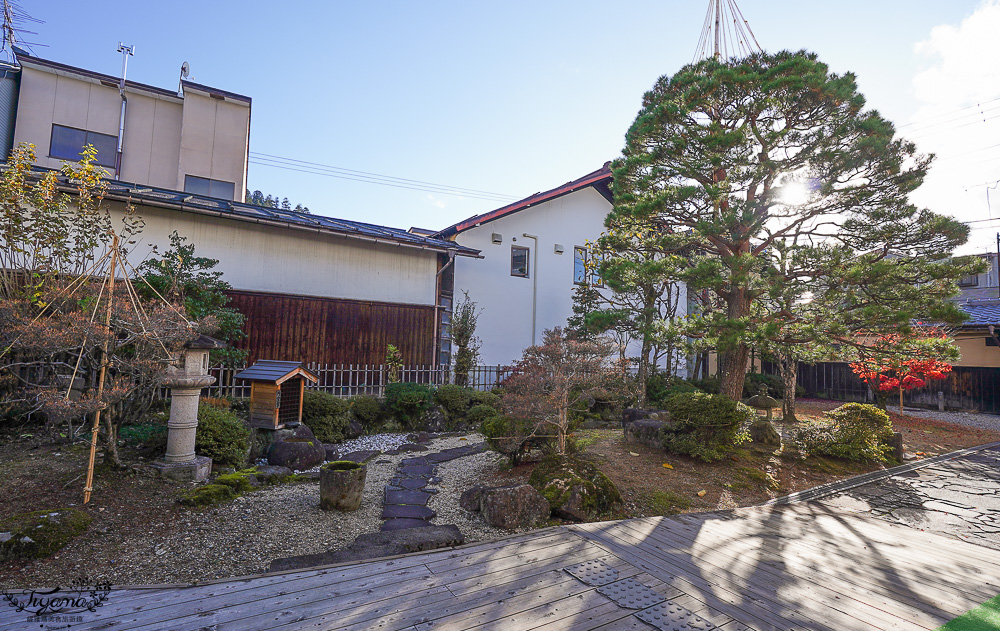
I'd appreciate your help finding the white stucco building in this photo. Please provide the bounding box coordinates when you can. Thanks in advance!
[435,164,687,369]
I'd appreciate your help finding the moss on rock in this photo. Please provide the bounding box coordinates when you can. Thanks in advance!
[0,508,92,561]
[214,471,257,493]
[178,483,236,507]
[528,455,623,521]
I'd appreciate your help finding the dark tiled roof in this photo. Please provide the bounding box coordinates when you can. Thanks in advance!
[14,48,251,103]
[434,163,613,238]
[957,299,1000,328]
[47,173,480,257]
[235,360,317,383]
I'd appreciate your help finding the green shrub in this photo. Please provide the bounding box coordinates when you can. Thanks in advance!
[660,392,753,462]
[120,418,167,448]
[794,402,894,462]
[466,404,498,425]
[306,414,350,444]
[646,376,701,407]
[434,384,473,416]
[195,406,251,468]
[302,391,347,423]
[385,382,434,429]
[689,376,720,394]
[743,372,784,399]
[481,414,541,465]
[469,389,502,409]
[348,395,384,431]
[228,397,251,420]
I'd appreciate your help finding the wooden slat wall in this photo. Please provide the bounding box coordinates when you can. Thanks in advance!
[226,290,436,366]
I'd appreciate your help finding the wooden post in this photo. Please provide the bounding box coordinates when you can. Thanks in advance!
[84,233,117,504]
[298,378,305,422]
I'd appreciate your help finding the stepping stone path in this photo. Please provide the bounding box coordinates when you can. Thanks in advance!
[381,443,484,531]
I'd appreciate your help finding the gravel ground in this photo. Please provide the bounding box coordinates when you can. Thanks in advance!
[900,408,1000,432]
[7,434,511,588]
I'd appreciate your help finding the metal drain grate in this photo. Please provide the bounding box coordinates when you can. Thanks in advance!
[596,577,666,609]
[634,602,719,630]
[563,559,620,586]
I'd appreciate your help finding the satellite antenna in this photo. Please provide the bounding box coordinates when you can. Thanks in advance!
[178,61,189,96]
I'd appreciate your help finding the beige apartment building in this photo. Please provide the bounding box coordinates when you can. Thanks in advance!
[3,48,250,201]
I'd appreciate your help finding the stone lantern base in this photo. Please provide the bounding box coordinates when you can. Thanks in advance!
[150,455,213,482]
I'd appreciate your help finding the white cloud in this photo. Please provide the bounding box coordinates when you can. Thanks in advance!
[425,194,447,209]
[907,1,1000,254]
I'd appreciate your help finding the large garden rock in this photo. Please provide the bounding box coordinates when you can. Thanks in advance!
[480,484,550,530]
[460,485,485,512]
[624,419,669,448]
[0,509,92,561]
[267,437,326,471]
[529,455,623,522]
[253,465,293,483]
[345,419,363,440]
[273,424,318,443]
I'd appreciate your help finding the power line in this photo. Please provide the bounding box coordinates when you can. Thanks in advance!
[898,97,1000,131]
[247,157,519,203]
[248,152,518,202]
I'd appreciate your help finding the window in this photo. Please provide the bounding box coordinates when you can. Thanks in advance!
[511,246,529,277]
[573,246,604,287]
[184,175,236,201]
[49,124,117,167]
[573,247,587,285]
[958,274,980,287]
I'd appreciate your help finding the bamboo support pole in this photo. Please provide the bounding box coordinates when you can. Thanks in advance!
[84,233,118,505]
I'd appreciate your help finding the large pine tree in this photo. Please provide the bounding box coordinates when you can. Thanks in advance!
[612,50,980,401]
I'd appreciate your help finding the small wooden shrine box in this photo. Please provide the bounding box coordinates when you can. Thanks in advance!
[235,360,318,430]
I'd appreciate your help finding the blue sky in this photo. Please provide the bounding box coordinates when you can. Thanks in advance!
[21,1,1000,253]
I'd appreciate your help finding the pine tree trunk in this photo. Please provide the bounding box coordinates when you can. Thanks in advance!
[779,352,798,422]
[719,286,751,401]
[637,336,652,408]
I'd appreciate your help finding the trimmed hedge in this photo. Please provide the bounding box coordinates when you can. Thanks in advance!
[348,395,384,431]
[195,406,251,468]
[385,382,434,429]
[795,402,895,462]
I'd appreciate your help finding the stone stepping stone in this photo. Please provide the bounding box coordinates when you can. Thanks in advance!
[382,504,436,520]
[399,465,435,476]
[401,457,429,466]
[390,477,430,490]
[384,489,432,506]
[380,518,434,531]
[384,443,429,454]
[339,449,380,463]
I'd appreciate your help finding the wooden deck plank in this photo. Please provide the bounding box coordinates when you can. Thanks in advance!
[673,510,999,610]
[604,513,985,626]
[61,530,584,631]
[582,516,954,630]
[574,519,923,631]
[427,572,677,631]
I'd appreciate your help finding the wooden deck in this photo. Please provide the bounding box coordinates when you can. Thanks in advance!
[4,500,998,630]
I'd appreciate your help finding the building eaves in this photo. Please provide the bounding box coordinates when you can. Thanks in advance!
[433,162,613,238]
[956,299,1000,329]
[14,49,250,104]
[36,169,480,258]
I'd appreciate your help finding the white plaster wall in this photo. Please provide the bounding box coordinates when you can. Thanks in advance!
[452,187,685,367]
[107,201,439,306]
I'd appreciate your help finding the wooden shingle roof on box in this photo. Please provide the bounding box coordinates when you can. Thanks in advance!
[234,360,318,385]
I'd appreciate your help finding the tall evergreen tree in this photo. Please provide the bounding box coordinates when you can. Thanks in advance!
[613,50,981,401]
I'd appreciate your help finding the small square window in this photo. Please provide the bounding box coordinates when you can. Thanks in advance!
[958,274,979,287]
[511,246,529,277]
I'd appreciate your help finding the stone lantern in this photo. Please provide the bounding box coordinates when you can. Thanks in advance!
[151,335,226,481]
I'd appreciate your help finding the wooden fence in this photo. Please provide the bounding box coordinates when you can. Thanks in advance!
[202,363,517,399]
[761,361,1000,414]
